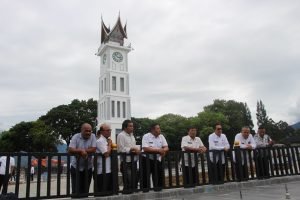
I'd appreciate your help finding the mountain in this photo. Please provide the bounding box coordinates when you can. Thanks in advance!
[291,121,300,130]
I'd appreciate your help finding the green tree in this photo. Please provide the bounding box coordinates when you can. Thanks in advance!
[190,111,229,146]
[0,131,15,152]
[255,100,295,142]
[204,99,254,143]
[131,117,154,145]
[40,98,97,145]
[29,120,59,152]
[0,121,59,152]
[156,114,190,151]
[256,100,268,126]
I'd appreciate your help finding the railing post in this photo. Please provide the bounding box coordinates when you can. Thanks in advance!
[15,154,21,198]
[174,152,180,187]
[248,149,254,179]
[194,152,200,186]
[267,147,274,177]
[36,155,42,198]
[167,153,172,188]
[235,147,243,182]
[200,153,206,185]
[291,147,299,174]
[57,155,61,196]
[271,147,279,176]
[286,146,293,175]
[2,155,11,195]
[66,154,71,196]
[26,155,31,199]
[47,155,52,198]
[111,149,119,195]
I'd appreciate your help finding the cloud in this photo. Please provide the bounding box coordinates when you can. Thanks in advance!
[0,0,300,130]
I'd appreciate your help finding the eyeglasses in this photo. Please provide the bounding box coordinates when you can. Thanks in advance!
[217,128,222,130]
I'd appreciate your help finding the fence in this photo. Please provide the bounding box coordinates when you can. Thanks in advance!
[0,145,300,199]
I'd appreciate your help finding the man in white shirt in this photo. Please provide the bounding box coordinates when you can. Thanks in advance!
[95,123,113,195]
[68,123,96,195]
[233,126,256,181]
[142,123,169,191]
[208,123,230,184]
[117,120,140,193]
[254,125,272,178]
[0,156,15,194]
[181,127,206,186]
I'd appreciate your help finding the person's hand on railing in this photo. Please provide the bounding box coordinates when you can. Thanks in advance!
[80,149,88,159]
[268,140,274,146]
[198,146,207,153]
[158,148,167,157]
[224,147,229,152]
[107,137,112,146]
[131,147,141,155]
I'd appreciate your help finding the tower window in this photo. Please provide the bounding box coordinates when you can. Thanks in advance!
[101,80,103,94]
[104,102,106,119]
[120,77,125,92]
[117,101,120,118]
[111,101,115,118]
[104,78,107,92]
[123,102,126,118]
[112,76,116,91]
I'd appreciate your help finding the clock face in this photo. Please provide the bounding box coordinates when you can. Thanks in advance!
[112,52,123,62]
[102,54,107,64]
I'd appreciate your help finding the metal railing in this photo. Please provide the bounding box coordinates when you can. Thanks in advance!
[0,145,300,199]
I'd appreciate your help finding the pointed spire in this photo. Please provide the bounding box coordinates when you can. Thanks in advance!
[124,21,127,34]
[101,13,127,45]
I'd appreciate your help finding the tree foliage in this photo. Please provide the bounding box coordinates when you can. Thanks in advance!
[255,100,295,142]
[190,111,229,146]
[40,98,97,145]
[0,121,59,152]
[256,100,268,126]
[1,97,297,152]
[204,99,254,144]
[131,117,154,145]
[156,114,190,150]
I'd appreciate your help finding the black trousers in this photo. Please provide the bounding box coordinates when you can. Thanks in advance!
[70,166,93,195]
[183,166,197,186]
[120,161,138,193]
[142,157,163,191]
[96,173,112,195]
[235,163,248,181]
[256,155,270,178]
[209,161,225,184]
[0,174,10,194]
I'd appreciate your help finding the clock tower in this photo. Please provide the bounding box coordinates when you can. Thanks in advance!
[96,15,132,142]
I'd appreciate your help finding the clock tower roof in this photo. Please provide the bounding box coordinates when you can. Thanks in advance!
[101,14,127,46]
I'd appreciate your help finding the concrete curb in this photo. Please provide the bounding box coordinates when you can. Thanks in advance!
[74,175,300,200]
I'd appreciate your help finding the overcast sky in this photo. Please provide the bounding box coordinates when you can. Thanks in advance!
[0,0,299,131]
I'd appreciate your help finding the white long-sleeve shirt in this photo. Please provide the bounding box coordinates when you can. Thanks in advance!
[117,130,138,162]
[234,133,256,149]
[208,132,230,164]
[233,133,256,164]
[96,135,111,174]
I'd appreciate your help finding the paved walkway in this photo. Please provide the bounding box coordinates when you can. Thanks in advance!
[92,176,300,200]
[6,175,300,199]
[176,181,300,200]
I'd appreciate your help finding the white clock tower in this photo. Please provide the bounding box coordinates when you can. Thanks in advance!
[96,15,132,142]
